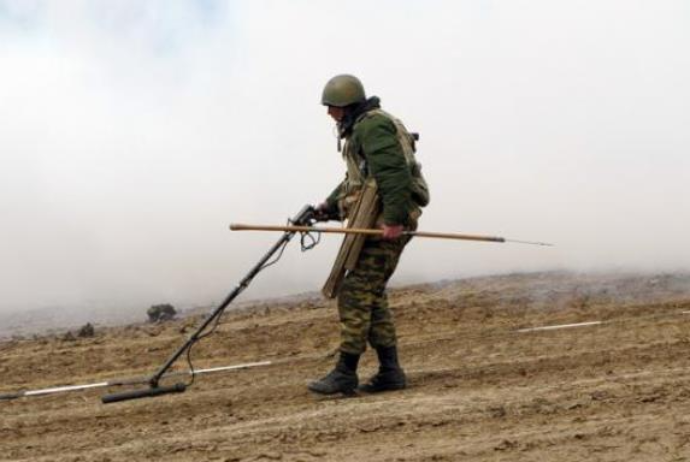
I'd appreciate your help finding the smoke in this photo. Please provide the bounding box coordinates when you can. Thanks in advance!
[0,0,688,321]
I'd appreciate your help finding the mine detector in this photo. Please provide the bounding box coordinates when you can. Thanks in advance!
[99,205,321,403]
[0,206,319,404]
[0,205,550,404]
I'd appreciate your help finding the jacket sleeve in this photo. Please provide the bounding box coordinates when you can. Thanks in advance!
[323,180,344,219]
[358,116,412,225]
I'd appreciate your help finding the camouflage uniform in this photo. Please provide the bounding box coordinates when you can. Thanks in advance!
[338,234,410,354]
[309,76,428,395]
[324,99,427,356]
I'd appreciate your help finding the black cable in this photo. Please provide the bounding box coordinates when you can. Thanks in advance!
[258,239,290,271]
[300,230,321,251]
[185,337,197,387]
[183,291,249,387]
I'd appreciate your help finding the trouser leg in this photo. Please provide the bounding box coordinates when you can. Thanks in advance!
[338,237,408,354]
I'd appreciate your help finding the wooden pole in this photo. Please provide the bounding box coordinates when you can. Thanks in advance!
[229,224,552,246]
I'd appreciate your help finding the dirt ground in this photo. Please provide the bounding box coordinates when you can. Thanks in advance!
[2,271,690,462]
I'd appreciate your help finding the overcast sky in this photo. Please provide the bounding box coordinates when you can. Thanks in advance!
[1,0,688,316]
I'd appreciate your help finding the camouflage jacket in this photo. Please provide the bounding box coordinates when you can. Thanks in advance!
[325,97,428,226]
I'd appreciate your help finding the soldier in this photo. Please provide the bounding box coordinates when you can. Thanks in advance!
[309,74,429,395]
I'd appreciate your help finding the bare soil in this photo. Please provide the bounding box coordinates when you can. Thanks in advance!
[2,271,690,461]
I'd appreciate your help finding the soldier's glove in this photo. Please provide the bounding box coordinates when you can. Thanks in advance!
[382,224,404,240]
[312,202,337,222]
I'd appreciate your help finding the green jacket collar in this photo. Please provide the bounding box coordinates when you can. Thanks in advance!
[339,96,381,139]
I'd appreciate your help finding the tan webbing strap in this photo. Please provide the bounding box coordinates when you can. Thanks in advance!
[321,180,379,299]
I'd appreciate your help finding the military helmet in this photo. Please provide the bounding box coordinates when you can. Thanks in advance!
[321,74,366,107]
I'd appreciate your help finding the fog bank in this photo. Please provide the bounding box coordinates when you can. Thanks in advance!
[1,0,688,318]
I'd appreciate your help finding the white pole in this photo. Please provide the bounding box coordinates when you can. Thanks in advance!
[192,360,272,375]
[25,382,110,397]
[517,320,603,333]
[0,360,272,402]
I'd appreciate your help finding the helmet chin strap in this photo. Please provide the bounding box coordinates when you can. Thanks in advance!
[336,106,357,152]
[332,124,342,152]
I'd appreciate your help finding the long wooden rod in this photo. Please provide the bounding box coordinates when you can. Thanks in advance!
[229,224,553,246]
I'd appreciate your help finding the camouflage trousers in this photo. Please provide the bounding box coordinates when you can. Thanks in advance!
[337,236,410,355]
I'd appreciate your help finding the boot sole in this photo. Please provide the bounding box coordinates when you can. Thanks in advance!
[308,386,359,397]
[307,383,359,396]
[359,383,407,393]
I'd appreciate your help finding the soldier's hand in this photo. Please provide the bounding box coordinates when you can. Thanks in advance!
[312,202,333,222]
[382,224,404,240]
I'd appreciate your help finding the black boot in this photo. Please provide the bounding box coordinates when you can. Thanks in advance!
[360,345,407,393]
[308,352,360,395]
